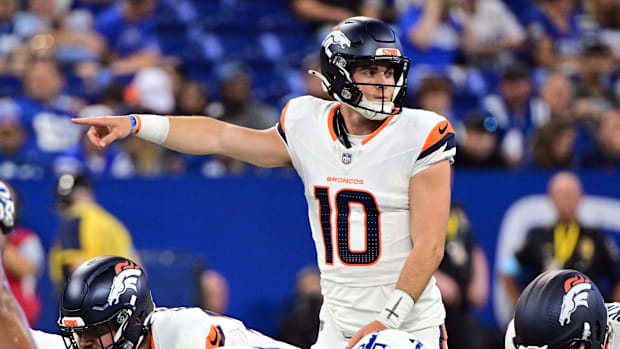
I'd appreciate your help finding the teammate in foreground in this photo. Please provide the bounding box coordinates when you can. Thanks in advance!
[56,255,298,349]
[0,181,297,349]
[505,269,619,349]
[73,16,455,349]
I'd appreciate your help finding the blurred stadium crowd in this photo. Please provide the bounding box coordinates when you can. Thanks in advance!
[1,0,620,180]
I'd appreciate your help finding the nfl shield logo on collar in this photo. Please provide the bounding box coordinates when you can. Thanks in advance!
[342,152,352,164]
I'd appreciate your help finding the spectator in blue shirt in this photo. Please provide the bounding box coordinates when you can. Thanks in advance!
[10,59,83,169]
[527,0,588,70]
[397,0,465,70]
[482,63,548,167]
[95,0,160,76]
[0,99,46,179]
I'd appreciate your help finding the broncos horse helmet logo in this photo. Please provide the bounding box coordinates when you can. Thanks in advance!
[559,275,592,326]
[107,261,142,306]
[322,30,351,50]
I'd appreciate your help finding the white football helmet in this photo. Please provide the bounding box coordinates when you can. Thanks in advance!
[355,329,427,349]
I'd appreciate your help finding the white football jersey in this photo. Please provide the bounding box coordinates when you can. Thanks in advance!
[505,302,620,349]
[31,329,65,349]
[278,96,455,333]
[28,308,299,349]
[148,307,299,349]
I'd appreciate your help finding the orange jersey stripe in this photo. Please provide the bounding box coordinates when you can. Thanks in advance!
[362,114,395,145]
[150,333,156,349]
[327,104,341,141]
[440,324,448,348]
[280,100,292,133]
[206,324,224,349]
[421,120,454,153]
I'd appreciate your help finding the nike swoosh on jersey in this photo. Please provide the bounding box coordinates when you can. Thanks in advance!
[419,120,455,160]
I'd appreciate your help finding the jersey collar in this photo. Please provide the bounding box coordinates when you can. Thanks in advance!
[327,104,396,147]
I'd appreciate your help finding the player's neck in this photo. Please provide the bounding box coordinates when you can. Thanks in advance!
[340,105,383,136]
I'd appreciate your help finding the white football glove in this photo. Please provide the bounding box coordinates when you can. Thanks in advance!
[0,181,15,235]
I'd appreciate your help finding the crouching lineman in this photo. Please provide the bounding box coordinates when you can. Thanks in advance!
[56,255,299,349]
[505,269,619,349]
[0,180,298,349]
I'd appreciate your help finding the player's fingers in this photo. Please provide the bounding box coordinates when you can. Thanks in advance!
[86,127,103,146]
[71,117,109,126]
[99,130,122,148]
[345,332,363,349]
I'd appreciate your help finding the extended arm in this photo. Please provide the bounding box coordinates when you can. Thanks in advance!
[72,115,292,168]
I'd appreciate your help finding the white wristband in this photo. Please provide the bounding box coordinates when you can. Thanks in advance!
[132,114,169,145]
[376,289,415,329]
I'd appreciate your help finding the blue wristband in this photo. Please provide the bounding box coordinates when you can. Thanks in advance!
[129,115,137,135]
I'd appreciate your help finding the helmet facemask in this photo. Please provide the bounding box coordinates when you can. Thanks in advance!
[59,309,134,349]
[310,53,410,121]
[514,320,606,349]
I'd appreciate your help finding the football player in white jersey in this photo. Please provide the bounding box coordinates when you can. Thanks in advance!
[54,255,299,349]
[0,184,297,349]
[72,16,455,349]
[505,269,619,349]
[2,257,298,349]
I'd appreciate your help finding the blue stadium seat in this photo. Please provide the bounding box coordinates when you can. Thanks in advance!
[158,29,190,56]
[261,32,314,67]
[191,0,222,17]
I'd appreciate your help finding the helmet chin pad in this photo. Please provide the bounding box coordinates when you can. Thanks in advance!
[352,96,394,121]
[308,69,397,121]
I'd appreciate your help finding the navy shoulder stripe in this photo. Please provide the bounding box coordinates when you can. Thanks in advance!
[277,122,287,144]
[418,133,455,160]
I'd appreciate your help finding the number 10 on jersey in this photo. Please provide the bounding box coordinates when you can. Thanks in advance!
[314,186,381,266]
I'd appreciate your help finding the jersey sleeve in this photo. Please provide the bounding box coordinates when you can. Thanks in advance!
[411,119,456,177]
[276,99,291,146]
[275,96,315,174]
[151,309,222,349]
[31,330,66,349]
